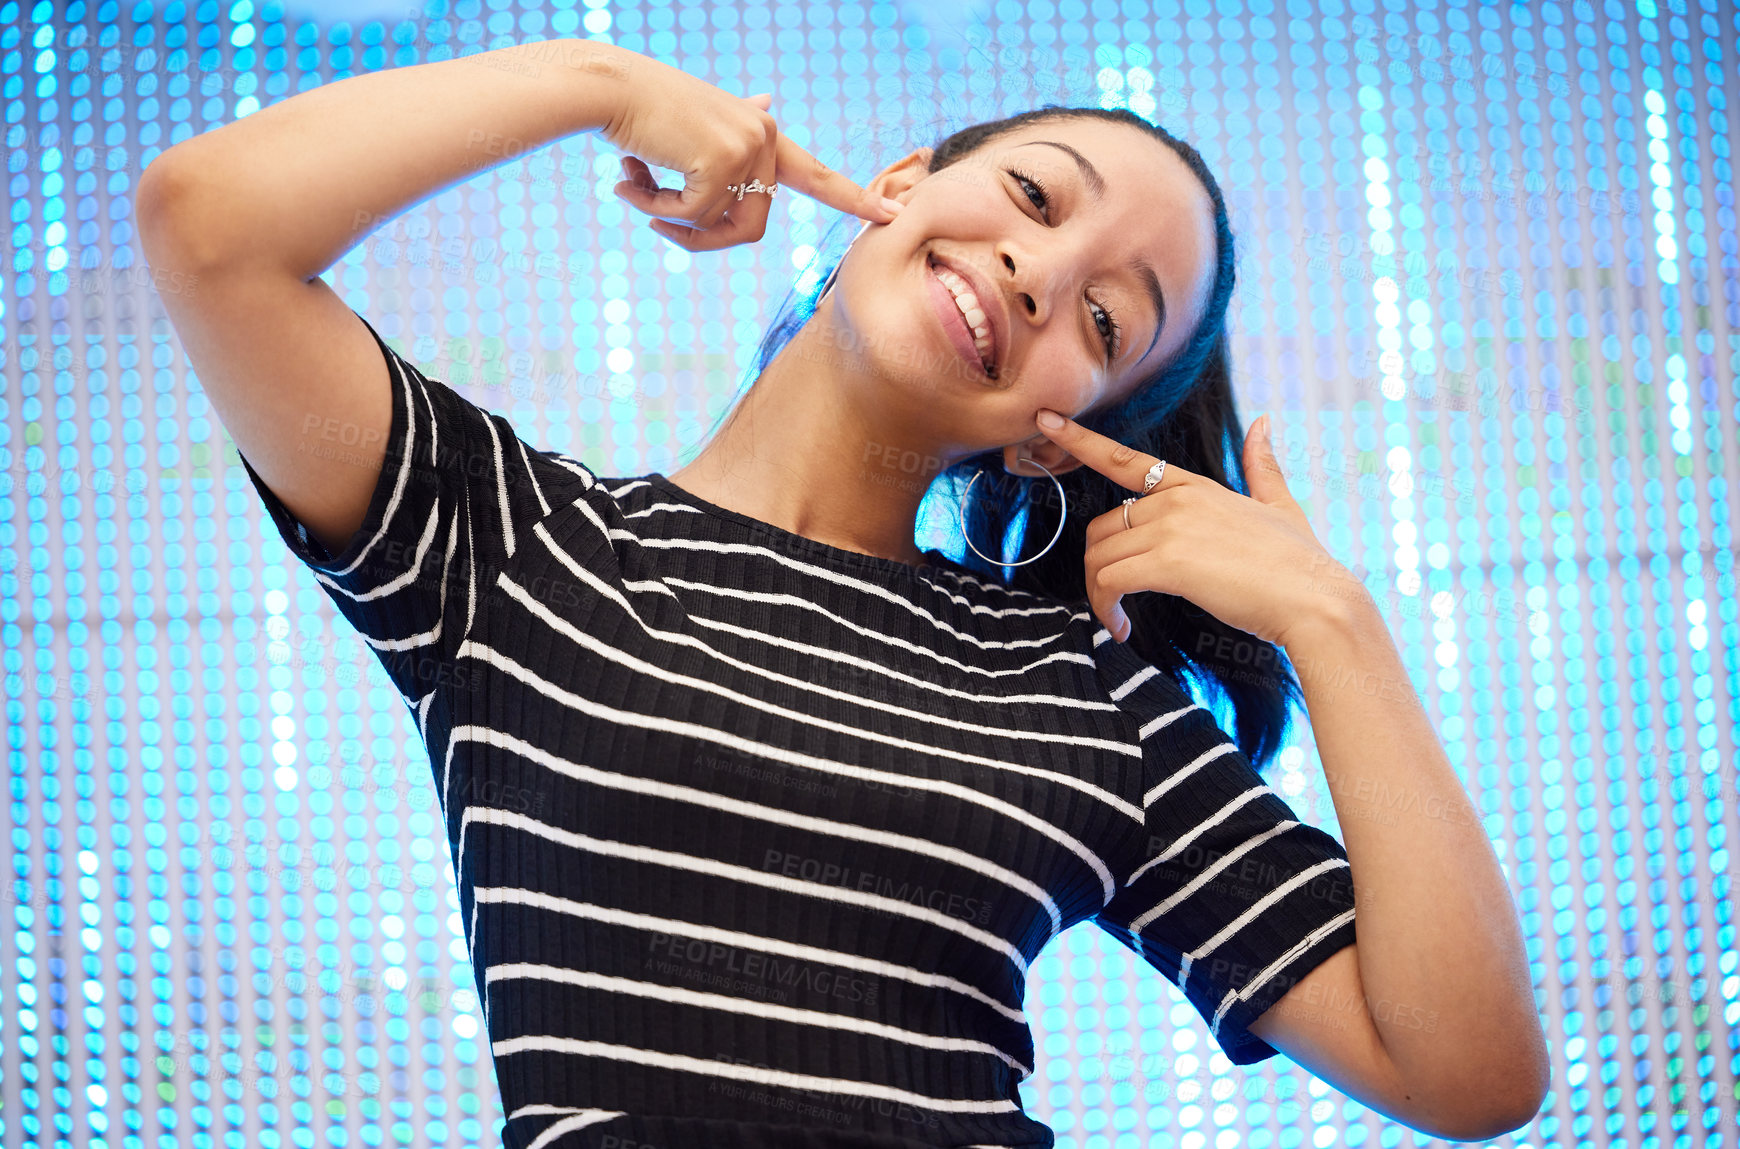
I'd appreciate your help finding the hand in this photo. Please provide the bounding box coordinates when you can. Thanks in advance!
[602,61,899,251]
[1033,408,1360,649]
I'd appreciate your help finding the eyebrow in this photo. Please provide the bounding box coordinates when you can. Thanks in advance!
[1016,139,1168,367]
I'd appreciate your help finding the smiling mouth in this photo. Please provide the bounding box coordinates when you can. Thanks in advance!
[926,253,1000,382]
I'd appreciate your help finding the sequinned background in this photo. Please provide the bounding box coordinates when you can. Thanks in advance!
[1,0,1736,1146]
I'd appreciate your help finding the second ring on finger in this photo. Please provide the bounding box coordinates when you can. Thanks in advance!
[1118,489,1157,531]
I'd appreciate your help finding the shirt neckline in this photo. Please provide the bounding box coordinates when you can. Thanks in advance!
[642,471,982,584]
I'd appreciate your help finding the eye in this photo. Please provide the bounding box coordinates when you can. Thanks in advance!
[1092,300,1121,362]
[1006,167,1052,221]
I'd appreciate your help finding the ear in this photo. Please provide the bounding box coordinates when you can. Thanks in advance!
[865,147,935,206]
[1002,435,1089,478]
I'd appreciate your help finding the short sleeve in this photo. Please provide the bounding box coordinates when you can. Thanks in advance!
[235,309,611,704]
[1091,634,1359,1065]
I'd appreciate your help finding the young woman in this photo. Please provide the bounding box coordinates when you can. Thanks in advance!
[137,37,1547,1149]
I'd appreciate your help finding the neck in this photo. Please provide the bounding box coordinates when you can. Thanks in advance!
[665,302,958,569]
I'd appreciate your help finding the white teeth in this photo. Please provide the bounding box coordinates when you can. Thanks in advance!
[934,264,995,370]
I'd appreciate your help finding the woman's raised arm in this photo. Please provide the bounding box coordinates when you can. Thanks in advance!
[137,39,637,280]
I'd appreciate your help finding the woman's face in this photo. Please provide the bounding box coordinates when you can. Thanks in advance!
[830,117,1219,467]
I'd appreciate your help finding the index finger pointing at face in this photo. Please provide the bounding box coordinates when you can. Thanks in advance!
[1034,408,1188,494]
[653,111,782,251]
[773,132,902,223]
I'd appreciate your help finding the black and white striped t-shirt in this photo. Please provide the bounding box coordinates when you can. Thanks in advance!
[237,312,1358,1149]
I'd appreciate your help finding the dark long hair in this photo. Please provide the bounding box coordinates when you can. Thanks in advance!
[731,106,1302,772]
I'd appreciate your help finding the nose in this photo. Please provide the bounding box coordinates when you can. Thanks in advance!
[992,234,1092,364]
[990,244,1039,322]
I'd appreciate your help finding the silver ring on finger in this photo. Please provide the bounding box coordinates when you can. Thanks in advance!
[1121,497,1137,531]
[725,178,778,200]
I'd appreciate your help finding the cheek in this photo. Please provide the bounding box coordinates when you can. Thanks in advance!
[1014,344,1103,412]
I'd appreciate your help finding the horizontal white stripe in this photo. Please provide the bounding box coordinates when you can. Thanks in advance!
[549,456,600,487]
[1139,701,1202,741]
[1109,662,1161,702]
[519,1108,627,1149]
[471,884,1027,1023]
[638,535,1074,627]
[624,493,1055,606]
[487,961,1032,1076]
[657,567,1085,659]
[1210,906,1357,1038]
[687,609,1092,682]
[1143,740,1240,809]
[549,481,624,564]
[458,806,1032,976]
[449,725,1064,933]
[490,1034,1020,1116]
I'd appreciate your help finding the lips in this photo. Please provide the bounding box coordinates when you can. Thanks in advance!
[926,251,1004,380]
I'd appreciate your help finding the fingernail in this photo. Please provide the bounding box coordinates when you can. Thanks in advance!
[1258,412,1271,439]
[1037,409,1065,429]
[880,196,904,216]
